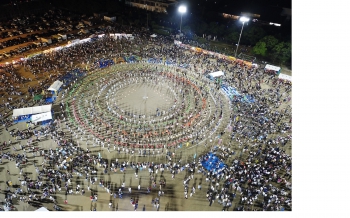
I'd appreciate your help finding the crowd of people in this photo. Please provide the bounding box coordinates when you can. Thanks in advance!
[0,23,292,211]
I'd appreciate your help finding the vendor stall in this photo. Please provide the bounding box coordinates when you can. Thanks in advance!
[278,73,292,83]
[264,64,281,75]
[227,56,236,62]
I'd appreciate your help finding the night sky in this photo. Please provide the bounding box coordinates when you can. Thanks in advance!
[1,0,291,26]
[2,0,291,10]
[182,0,291,23]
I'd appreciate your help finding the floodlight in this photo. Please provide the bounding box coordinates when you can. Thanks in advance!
[179,5,187,14]
[239,17,250,22]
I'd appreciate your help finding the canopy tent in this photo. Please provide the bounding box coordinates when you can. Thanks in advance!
[13,105,52,117]
[150,34,157,38]
[278,73,292,82]
[35,207,49,212]
[264,64,281,74]
[31,112,52,122]
[243,61,253,67]
[195,47,202,53]
[209,71,224,78]
[227,56,236,62]
[48,80,63,92]
[115,57,126,64]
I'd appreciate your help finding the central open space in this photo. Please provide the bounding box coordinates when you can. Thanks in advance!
[116,83,175,116]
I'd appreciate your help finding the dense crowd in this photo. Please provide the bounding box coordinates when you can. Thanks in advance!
[0,24,291,211]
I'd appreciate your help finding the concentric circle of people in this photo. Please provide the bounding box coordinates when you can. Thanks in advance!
[0,26,292,211]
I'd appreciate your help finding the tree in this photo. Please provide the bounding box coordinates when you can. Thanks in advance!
[253,42,267,56]
[244,26,266,45]
[226,32,239,44]
[272,42,291,65]
[260,35,279,51]
[279,42,291,65]
[208,22,220,35]
[182,25,192,37]
[199,21,208,35]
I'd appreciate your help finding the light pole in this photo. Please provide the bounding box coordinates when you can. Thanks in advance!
[234,17,250,58]
[178,5,187,34]
[147,13,149,29]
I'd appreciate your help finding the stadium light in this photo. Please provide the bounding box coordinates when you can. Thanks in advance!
[235,16,250,58]
[178,5,187,33]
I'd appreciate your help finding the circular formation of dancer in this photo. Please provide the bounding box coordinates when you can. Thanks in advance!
[66,63,227,151]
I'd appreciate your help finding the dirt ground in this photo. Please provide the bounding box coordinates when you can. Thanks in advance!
[0,64,229,211]
[0,52,291,212]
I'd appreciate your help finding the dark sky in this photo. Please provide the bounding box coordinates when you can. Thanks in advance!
[2,0,291,9]
[182,0,291,23]
[185,0,291,9]
[1,0,291,24]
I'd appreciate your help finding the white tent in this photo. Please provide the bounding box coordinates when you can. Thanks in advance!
[264,64,281,72]
[31,112,52,122]
[150,34,157,38]
[35,207,49,212]
[278,73,292,82]
[209,71,224,78]
[13,104,52,117]
[47,80,63,92]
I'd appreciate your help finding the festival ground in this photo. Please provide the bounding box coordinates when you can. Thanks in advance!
[0,47,291,211]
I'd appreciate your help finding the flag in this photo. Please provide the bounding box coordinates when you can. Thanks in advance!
[186,142,189,147]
